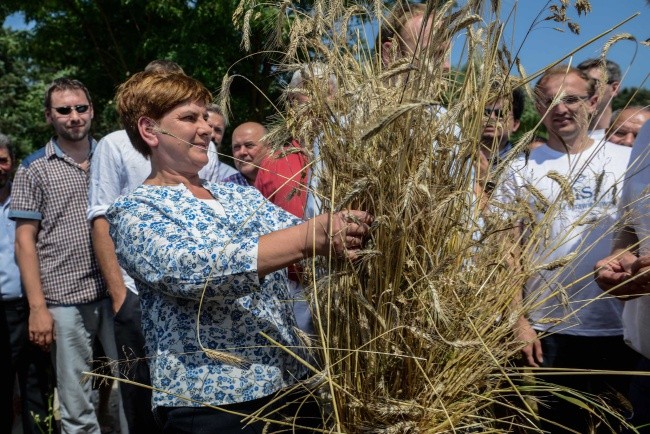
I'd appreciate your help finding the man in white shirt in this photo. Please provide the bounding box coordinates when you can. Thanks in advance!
[595,119,650,433]
[577,58,621,144]
[499,64,637,433]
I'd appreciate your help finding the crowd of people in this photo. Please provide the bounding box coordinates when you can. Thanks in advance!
[1,3,650,434]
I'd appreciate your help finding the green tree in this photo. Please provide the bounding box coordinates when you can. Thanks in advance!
[0,27,52,161]
[612,87,650,111]
[2,0,285,156]
[513,93,546,143]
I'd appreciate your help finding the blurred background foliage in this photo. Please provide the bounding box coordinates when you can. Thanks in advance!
[0,0,300,161]
[0,0,647,161]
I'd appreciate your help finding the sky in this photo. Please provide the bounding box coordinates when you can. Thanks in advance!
[3,1,649,88]
[456,0,649,88]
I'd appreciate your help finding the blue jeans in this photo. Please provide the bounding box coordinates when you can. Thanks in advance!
[50,299,123,434]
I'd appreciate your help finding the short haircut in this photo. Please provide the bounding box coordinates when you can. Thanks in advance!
[511,87,525,121]
[577,58,621,84]
[377,2,428,47]
[534,65,596,101]
[116,71,212,157]
[144,59,185,74]
[44,78,92,109]
[206,103,223,116]
[0,133,15,162]
[206,103,229,127]
[611,106,650,122]
[489,79,525,121]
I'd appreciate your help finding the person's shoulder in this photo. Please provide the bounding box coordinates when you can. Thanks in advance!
[96,130,132,150]
[222,172,250,186]
[107,185,154,215]
[602,140,632,154]
[19,145,49,169]
[599,140,632,164]
[206,180,257,198]
[504,147,534,170]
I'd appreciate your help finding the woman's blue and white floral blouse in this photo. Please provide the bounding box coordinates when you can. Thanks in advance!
[106,182,308,408]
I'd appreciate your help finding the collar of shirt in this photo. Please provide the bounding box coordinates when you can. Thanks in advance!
[47,137,98,160]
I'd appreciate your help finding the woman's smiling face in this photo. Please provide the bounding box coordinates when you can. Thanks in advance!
[151,100,212,175]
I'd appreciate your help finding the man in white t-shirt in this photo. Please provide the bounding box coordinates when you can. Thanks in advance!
[595,119,650,433]
[498,65,637,433]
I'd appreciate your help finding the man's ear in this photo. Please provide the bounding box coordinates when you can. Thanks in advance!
[45,109,52,125]
[381,40,394,66]
[610,81,621,97]
[586,93,599,114]
[138,117,159,148]
[511,119,521,134]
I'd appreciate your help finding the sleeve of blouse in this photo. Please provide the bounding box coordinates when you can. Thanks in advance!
[248,186,303,228]
[107,196,261,300]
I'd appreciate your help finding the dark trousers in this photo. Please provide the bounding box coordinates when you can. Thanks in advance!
[626,354,650,433]
[114,290,157,433]
[537,333,639,433]
[154,390,322,434]
[0,298,55,434]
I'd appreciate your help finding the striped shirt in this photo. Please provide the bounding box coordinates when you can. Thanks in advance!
[9,139,106,305]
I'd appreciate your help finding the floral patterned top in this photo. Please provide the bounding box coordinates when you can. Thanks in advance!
[106,182,308,408]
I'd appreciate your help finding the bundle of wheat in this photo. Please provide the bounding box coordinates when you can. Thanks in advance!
[218,1,639,432]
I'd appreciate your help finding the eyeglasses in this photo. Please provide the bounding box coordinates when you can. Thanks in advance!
[539,95,590,108]
[52,105,90,115]
[484,107,505,118]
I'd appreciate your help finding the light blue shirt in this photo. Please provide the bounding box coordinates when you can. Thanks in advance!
[1,187,23,300]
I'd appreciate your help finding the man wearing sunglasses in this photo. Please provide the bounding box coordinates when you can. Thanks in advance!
[480,85,524,168]
[497,65,637,433]
[9,78,122,434]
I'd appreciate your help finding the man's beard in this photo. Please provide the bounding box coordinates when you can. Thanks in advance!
[57,124,90,142]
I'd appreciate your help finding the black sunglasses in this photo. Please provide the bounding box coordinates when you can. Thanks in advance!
[52,105,90,115]
[484,107,504,118]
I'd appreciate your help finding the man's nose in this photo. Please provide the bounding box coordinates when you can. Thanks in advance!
[623,132,635,146]
[69,109,81,121]
[443,57,450,72]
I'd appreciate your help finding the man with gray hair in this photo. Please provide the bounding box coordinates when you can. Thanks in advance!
[203,103,238,181]
[577,58,622,142]
[0,133,53,434]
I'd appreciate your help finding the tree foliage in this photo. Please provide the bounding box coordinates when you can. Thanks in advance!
[1,0,285,159]
[613,87,650,111]
[0,28,52,161]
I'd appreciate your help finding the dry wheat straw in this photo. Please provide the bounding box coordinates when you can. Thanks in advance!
[213,0,645,431]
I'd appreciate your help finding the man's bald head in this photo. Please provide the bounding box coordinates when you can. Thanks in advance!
[608,106,650,147]
[378,3,450,72]
[231,122,269,183]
